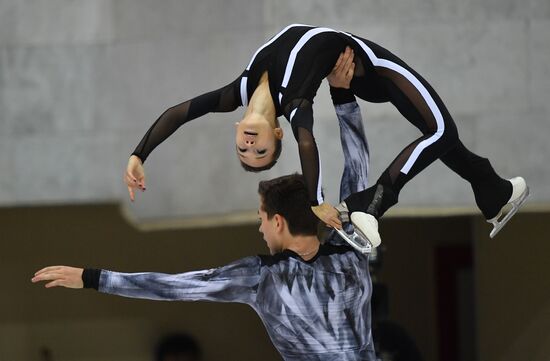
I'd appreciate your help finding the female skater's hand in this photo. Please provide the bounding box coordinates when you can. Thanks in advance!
[125,155,146,202]
[31,266,84,289]
[327,46,355,89]
[311,203,342,229]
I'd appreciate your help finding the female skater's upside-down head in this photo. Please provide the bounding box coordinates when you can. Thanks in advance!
[235,110,283,172]
[235,70,284,172]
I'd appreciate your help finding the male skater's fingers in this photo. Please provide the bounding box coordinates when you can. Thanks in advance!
[323,216,340,230]
[341,49,354,75]
[347,62,355,80]
[36,271,61,279]
[34,266,62,276]
[334,47,352,74]
[312,203,343,230]
[31,272,58,283]
[32,267,84,288]
[331,47,354,89]
[343,48,353,68]
[333,52,344,72]
[328,216,342,229]
[45,279,63,288]
[324,205,342,229]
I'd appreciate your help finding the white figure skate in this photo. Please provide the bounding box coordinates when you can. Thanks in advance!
[488,177,530,238]
[334,202,382,253]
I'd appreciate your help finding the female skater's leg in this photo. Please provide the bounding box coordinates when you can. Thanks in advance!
[345,65,461,218]
[342,43,527,242]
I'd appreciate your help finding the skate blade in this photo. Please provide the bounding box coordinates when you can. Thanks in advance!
[489,186,530,238]
[334,228,372,254]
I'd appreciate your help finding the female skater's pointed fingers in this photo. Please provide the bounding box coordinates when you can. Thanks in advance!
[128,186,135,202]
[139,177,146,191]
[125,171,137,186]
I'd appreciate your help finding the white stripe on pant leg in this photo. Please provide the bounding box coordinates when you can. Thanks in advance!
[347,36,446,175]
[279,29,445,174]
[276,27,445,195]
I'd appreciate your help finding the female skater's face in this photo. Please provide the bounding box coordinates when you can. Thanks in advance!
[235,115,281,168]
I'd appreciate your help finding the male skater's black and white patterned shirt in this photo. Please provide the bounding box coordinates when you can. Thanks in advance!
[84,243,375,361]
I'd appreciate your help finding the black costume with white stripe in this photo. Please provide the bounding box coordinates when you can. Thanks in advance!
[132,24,511,218]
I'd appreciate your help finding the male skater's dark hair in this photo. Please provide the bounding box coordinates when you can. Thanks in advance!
[258,173,319,236]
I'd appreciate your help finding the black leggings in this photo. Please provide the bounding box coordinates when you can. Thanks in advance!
[344,39,511,220]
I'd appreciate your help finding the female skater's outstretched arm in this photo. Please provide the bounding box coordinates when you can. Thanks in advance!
[125,76,243,201]
[125,45,358,221]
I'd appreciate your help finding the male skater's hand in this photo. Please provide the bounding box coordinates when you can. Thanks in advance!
[32,266,84,289]
[327,46,355,89]
[312,203,342,229]
[125,155,146,202]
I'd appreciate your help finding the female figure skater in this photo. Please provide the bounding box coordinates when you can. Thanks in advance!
[125,24,528,246]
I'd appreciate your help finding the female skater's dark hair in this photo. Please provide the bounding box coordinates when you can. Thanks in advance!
[258,173,319,236]
[240,138,282,172]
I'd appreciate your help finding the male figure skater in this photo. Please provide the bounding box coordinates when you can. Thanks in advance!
[33,174,377,361]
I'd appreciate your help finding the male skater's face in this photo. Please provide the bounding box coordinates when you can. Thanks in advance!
[258,199,283,255]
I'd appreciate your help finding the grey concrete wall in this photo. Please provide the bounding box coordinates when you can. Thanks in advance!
[1,0,549,219]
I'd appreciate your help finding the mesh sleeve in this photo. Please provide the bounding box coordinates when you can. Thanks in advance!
[286,99,324,206]
[132,76,243,162]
